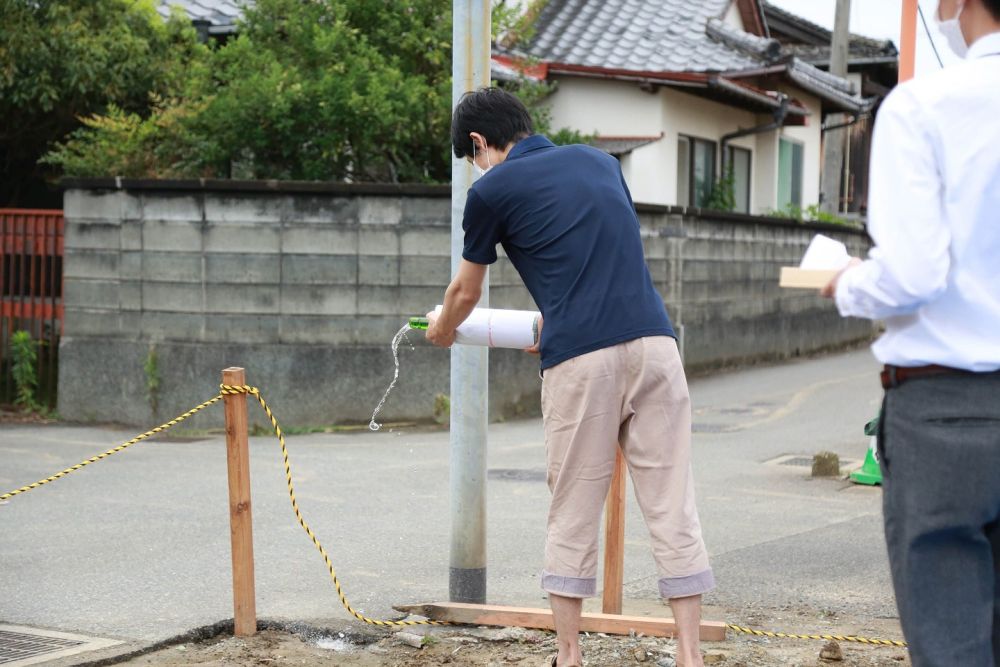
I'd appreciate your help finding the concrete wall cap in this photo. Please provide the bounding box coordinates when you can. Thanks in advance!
[62,178,451,198]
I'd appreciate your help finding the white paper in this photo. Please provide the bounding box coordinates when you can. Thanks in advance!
[799,234,851,271]
[435,306,540,349]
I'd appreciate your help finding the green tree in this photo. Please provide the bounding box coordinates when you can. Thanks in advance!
[45,0,591,182]
[0,0,206,204]
[48,0,454,182]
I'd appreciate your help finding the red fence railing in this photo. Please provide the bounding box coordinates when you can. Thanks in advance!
[0,209,64,408]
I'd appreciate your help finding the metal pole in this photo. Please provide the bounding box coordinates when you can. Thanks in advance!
[449,0,491,604]
[820,0,851,215]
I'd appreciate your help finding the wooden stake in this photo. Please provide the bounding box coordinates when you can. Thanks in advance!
[393,602,728,641]
[602,448,626,615]
[222,367,257,637]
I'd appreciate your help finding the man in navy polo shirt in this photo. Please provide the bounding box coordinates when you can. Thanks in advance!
[426,88,714,667]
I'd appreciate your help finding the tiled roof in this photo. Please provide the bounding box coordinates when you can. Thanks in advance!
[157,0,248,35]
[761,1,898,66]
[516,0,870,112]
[525,0,761,73]
[784,43,899,67]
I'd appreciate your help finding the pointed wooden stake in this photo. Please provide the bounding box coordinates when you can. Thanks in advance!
[223,367,257,637]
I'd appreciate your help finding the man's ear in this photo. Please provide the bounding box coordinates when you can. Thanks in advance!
[469,131,487,153]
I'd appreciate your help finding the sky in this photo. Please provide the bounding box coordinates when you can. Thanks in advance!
[766,0,961,75]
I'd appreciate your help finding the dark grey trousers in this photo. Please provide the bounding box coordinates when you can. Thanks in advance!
[881,372,1000,667]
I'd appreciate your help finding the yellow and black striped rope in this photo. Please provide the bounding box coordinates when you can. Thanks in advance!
[220,383,449,628]
[3,385,909,639]
[727,624,907,647]
[0,394,225,502]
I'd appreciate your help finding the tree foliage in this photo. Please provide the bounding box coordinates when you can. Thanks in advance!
[39,0,590,185]
[0,0,205,204]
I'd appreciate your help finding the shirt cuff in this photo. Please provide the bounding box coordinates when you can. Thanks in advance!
[834,262,865,317]
[461,250,496,265]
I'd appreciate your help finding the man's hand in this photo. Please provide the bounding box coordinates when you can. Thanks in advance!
[524,315,543,355]
[425,310,456,348]
[821,258,863,299]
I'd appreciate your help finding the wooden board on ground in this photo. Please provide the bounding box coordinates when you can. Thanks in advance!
[393,602,728,641]
[779,267,838,289]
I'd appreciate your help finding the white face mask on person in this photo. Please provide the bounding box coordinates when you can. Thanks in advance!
[472,141,493,177]
[936,0,969,59]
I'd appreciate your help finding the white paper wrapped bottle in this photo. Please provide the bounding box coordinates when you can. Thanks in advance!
[409,307,540,349]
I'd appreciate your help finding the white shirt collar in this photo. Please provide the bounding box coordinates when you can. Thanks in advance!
[968,31,1000,59]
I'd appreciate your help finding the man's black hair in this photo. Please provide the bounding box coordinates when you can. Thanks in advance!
[451,87,534,159]
[985,0,1000,21]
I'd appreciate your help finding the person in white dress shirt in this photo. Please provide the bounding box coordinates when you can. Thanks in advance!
[822,1,1000,664]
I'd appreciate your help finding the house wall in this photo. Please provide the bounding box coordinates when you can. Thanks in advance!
[754,126,780,213]
[776,87,824,210]
[723,1,745,30]
[660,87,758,209]
[59,180,875,428]
[548,76,664,136]
[545,76,823,213]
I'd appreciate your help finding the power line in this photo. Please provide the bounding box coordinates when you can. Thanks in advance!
[917,2,945,68]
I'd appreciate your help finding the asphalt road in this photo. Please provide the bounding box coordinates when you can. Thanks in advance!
[0,348,892,652]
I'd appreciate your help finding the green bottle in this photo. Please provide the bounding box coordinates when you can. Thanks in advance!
[408,317,430,330]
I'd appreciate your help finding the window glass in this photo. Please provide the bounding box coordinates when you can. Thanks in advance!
[778,138,803,209]
[676,137,690,207]
[729,146,751,214]
[692,139,715,208]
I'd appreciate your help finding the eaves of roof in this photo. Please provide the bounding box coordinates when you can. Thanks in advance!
[592,134,664,155]
[539,60,811,116]
[783,58,871,112]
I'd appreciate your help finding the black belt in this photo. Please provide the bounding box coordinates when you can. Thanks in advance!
[880,364,969,389]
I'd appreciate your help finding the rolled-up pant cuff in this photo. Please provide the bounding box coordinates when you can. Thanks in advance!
[541,571,597,598]
[658,568,716,599]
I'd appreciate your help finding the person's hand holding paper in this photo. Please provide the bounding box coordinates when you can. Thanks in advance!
[779,234,859,292]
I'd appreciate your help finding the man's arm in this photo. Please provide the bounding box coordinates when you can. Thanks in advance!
[426,259,488,347]
[826,88,951,318]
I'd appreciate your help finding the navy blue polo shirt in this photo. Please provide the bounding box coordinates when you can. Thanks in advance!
[462,134,675,370]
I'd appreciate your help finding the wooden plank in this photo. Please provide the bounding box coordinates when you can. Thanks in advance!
[394,602,728,641]
[222,367,257,637]
[602,449,626,615]
[779,267,838,289]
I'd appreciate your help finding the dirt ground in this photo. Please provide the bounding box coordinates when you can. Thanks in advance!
[116,606,910,667]
[0,404,57,424]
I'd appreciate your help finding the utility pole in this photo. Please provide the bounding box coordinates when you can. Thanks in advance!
[899,0,919,83]
[449,0,491,604]
[820,0,852,215]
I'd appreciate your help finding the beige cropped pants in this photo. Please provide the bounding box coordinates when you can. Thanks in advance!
[540,336,714,599]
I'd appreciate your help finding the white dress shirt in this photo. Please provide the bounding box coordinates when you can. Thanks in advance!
[836,31,1000,372]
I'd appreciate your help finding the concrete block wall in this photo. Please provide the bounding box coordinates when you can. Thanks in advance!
[59,180,542,428]
[636,204,874,371]
[59,180,873,427]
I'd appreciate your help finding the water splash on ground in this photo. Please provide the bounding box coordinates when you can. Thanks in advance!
[368,324,414,431]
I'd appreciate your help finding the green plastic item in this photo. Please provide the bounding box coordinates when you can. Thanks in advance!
[851,415,883,486]
[408,317,430,330]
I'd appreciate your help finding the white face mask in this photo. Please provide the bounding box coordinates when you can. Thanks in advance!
[936,0,969,59]
[472,140,493,177]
